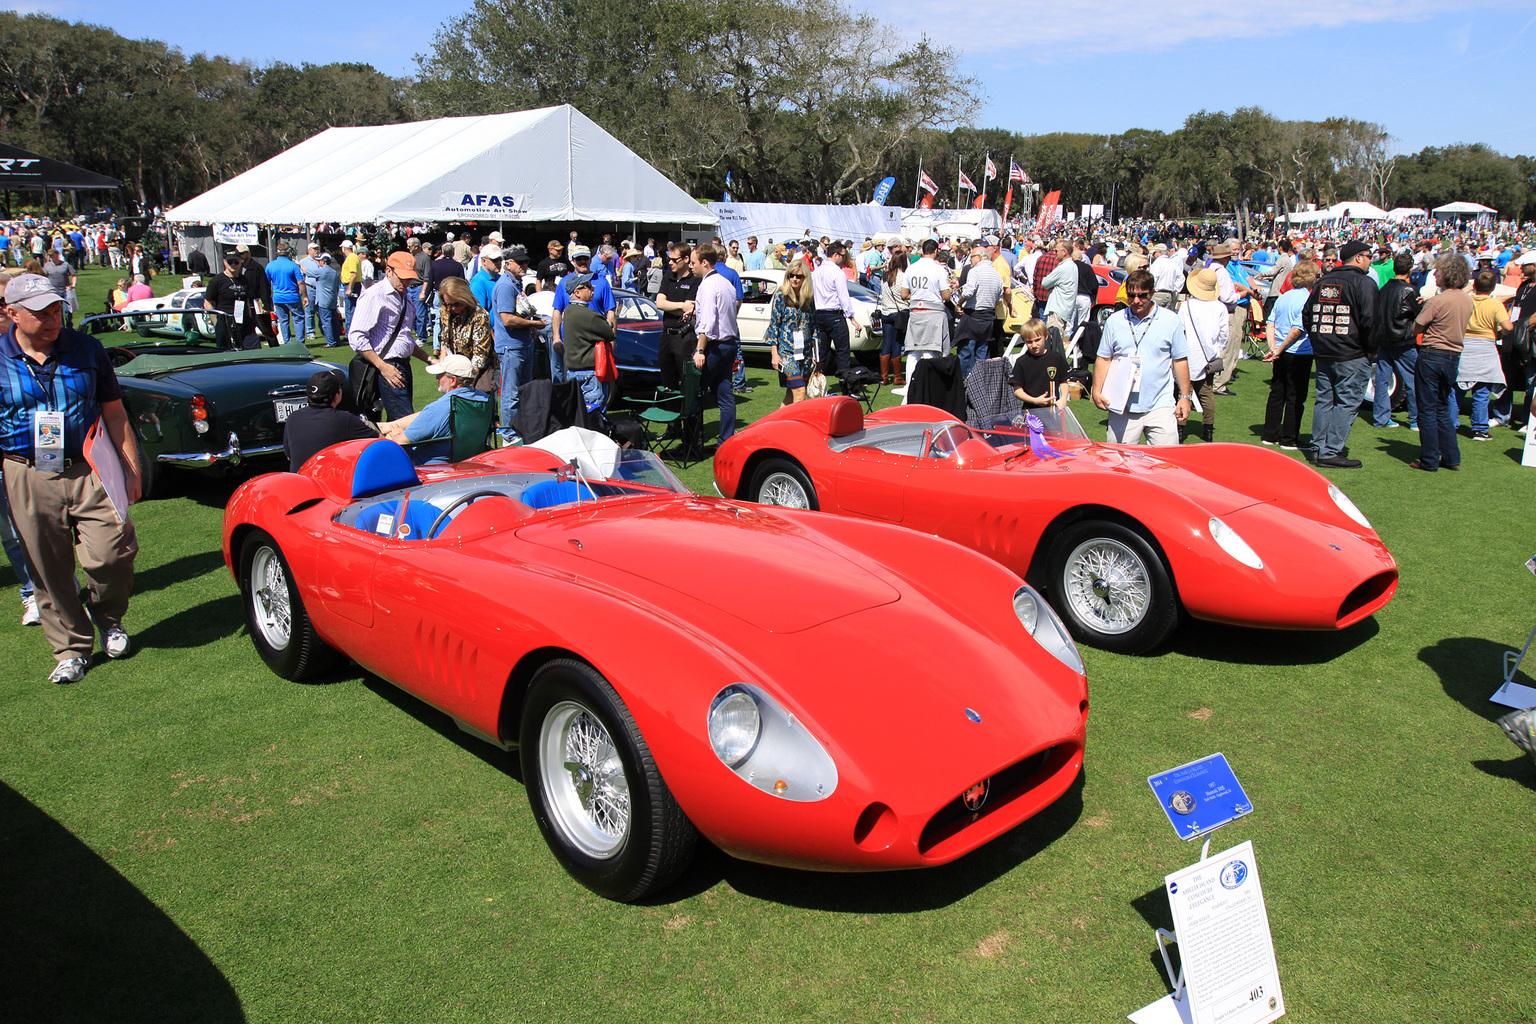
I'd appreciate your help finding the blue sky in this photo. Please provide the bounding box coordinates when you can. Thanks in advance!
[21,0,1536,156]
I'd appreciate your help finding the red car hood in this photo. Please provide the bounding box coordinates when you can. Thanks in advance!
[1011,442,1273,517]
[514,499,900,633]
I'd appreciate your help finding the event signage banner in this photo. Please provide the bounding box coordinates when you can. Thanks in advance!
[213,223,260,245]
[708,202,901,246]
[1147,753,1253,841]
[439,191,530,219]
[1163,841,1285,1024]
[871,177,896,205]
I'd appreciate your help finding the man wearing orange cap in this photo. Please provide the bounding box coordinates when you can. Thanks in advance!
[348,251,430,419]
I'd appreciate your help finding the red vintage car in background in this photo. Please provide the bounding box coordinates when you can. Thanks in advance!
[714,398,1398,654]
[223,431,1089,901]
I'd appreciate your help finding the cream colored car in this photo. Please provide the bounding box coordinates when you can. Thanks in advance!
[737,269,883,354]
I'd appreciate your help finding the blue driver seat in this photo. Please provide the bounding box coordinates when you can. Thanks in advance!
[520,479,597,510]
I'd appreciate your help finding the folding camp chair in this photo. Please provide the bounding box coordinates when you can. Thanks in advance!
[640,359,702,467]
[405,394,496,463]
[837,365,883,412]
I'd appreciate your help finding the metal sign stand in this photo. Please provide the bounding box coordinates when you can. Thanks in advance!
[1492,556,1536,709]
[1152,830,1219,1005]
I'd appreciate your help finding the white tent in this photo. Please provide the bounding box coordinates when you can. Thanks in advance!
[1387,207,1428,222]
[166,105,715,227]
[1434,201,1498,215]
[1283,201,1388,224]
[899,207,1003,240]
[706,202,901,246]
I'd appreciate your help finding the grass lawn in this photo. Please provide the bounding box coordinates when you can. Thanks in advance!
[1,264,1533,1022]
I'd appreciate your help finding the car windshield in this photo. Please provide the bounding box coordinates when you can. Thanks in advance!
[970,407,1091,449]
[83,309,238,349]
[847,280,878,301]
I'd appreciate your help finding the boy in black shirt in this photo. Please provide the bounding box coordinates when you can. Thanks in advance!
[1010,318,1070,409]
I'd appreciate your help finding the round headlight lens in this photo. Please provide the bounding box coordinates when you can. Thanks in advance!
[1208,516,1264,569]
[708,690,761,767]
[1328,484,1371,529]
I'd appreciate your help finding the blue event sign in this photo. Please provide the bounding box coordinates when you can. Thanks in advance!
[1147,753,1253,841]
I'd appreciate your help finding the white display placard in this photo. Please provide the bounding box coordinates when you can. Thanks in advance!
[1163,840,1284,1024]
[213,223,259,245]
[1523,423,1536,468]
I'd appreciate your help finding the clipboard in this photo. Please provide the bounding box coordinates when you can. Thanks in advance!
[84,418,130,524]
[1102,356,1135,414]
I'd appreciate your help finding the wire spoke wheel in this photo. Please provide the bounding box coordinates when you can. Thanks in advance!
[758,471,810,509]
[540,700,632,859]
[249,545,293,651]
[1063,537,1151,634]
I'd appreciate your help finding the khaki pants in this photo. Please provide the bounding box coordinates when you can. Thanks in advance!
[1212,307,1249,389]
[3,460,136,661]
[1107,405,1180,446]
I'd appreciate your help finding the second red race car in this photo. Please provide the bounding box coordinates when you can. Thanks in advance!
[714,398,1398,654]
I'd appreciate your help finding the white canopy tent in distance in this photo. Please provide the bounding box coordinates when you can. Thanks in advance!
[166,104,717,259]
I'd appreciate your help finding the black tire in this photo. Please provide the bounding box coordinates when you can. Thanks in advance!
[748,457,819,510]
[1049,520,1177,655]
[132,428,160,501]
[239,529,339,680]
[520,659,696,902]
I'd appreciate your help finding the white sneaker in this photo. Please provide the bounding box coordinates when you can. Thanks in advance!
[49,657,89,684]
[103,627,131,659]
[21,596,40,626]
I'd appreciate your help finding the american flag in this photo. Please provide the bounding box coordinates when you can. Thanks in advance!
[918,170,938,195]
[958,171,977,191]
[985,157,997,180]
[1010,161,1029,184]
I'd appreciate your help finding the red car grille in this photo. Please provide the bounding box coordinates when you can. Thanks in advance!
[917,746,1056,855]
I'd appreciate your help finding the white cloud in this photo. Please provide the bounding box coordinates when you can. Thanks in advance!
[871,0,1503,62]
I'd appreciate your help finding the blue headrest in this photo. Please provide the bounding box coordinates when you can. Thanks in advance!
[351,439,420,499]
[520,479,596,510]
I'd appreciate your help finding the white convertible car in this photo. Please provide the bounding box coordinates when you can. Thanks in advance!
[737,269,883,354]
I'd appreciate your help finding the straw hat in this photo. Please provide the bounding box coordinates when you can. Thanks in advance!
[1187,268,1219,301]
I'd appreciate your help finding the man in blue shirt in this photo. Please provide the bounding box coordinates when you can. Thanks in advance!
[743,236,767,271]
[550,244,615,353]
[298,242,324,339]
[265,243,308,346]
[380,353,490,465]
[491,246,546,440]
[310,253,342,347]
[1091,268,1192,445]
[0,274,140,683]
[470,244,501,311]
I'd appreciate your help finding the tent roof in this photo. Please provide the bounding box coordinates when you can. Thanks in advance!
[1387,207,1428,221]
[1434,201,1497,214]
[166,105,714,226]
[1326,201,1388,220]
[0,144,121,190]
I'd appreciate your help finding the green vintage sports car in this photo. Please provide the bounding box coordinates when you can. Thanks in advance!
[81,309,351,498]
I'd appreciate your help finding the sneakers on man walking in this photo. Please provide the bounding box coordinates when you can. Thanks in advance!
[103,627,131,659]
[49,657,89,685]
[21,596,40,626]
[1497,707,1536,764]
[1473,431,1492,441]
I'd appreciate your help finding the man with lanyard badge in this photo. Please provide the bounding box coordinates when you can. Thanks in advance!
[1,274,140,684]
[1091,268,1192,445]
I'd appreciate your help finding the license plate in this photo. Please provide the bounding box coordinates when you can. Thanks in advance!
[273,398,306,423]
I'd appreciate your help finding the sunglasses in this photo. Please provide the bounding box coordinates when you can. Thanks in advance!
[787,273,806,280]
[1126,291,1152,299]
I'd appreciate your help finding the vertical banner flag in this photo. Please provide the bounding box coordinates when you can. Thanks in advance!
[919,194,934,209]
[986,157,998,181]
[958,171,977,192]
[871,176,896,205]
[973,196,986,209]
[918,170,939,195]
[1011,161,1029,184]
[1003,187,1014,217]
[1036,189,1062,231]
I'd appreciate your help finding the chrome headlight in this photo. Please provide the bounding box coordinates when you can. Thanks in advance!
[1328,484,1371,529]
[706,684,837,801]
[1013,585,1084,674]
[1208,516,1263,569]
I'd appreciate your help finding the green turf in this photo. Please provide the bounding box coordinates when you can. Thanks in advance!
[2,267,1533,1022]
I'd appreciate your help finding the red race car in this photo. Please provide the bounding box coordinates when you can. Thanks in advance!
[223,431,1088,901]
[714,398,1398,654]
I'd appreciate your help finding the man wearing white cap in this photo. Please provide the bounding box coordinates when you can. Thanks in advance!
[380,353,490,465]
[0,274,140,683]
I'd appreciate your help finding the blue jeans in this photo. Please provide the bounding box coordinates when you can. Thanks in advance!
[1415,348,1461,470]
[431,296,445,352]
[1458,383,1491,433]
[273,302,304,345]
[1373,346,1417,427]
[880,310,907,359]
[411,292,428,338]
[543,324,565,383]
[0,483,34,601]
[344,292,358,333]
[701,338,739,442]
[568,369,608,413]
[316,303,339,347]
[1312,356,1369,459]
[954,311,992,380]
[379,357,415,420]
[813,309,851,373]
[497,342,534,429]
